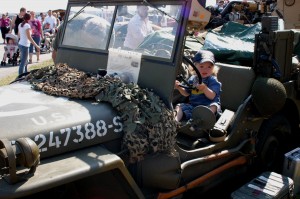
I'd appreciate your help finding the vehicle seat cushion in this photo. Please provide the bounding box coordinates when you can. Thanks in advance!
[216,63,255,111]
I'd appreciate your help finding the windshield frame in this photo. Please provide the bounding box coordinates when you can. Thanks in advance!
[60,1,185,62]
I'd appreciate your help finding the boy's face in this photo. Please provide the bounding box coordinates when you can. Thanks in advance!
[195,61,214,78]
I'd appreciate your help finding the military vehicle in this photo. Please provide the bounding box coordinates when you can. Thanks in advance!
[0,0,299,198]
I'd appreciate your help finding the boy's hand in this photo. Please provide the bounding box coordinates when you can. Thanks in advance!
[196,83,207,91]
[174,80,180,89]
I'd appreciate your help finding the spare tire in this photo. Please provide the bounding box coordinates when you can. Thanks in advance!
[252,77,286,117]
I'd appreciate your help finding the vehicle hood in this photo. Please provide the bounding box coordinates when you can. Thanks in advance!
[0,81,123,158]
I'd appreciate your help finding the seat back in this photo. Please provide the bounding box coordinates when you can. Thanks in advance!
[216,63,256,111]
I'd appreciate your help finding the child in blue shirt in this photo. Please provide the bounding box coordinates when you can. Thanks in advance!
[174,50,222,122]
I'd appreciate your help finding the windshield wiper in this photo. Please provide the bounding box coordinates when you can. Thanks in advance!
[142,0,179,23]
[67,2,91,23]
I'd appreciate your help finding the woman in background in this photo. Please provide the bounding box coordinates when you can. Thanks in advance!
[28,11,43,63]
[18,13,40,75]
[0,14,11,44]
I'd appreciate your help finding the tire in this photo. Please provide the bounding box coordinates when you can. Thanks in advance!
[255,114,291,173]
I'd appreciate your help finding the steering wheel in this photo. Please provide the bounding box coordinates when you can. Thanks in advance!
[176,56,202,90]
[137,42,173,57]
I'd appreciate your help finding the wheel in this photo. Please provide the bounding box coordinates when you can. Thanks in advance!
[255,114,291,173]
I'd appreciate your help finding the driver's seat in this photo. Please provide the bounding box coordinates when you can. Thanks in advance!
[216,62,255,111]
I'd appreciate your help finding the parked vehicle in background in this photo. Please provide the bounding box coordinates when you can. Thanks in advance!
[205,0,300,30]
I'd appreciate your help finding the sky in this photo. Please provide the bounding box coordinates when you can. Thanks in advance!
[1,0,68,14]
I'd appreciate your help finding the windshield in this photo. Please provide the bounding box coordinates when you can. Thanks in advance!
[62,3,183,60]
[63,6,114,50]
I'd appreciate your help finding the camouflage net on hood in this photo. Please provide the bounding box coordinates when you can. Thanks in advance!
[26,63,178,163]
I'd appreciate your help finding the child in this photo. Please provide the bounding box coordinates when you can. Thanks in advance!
[174,50,222,122]
[1,38,18,66]
[41,22,55,52]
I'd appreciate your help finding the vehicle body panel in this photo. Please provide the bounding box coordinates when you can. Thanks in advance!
[0,145,144,199]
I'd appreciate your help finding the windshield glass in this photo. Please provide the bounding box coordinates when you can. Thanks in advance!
[110,5,182,59]
[62,5,115,50]
[62,4,182,60]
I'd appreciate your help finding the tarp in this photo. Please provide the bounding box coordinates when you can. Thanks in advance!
[202,21,262,65]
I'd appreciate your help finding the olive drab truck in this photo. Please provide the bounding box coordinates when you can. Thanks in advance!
[0,0,300,198]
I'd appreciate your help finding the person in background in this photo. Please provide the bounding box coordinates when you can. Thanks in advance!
[228,7,240,22]
[28,11,43,63]
[152,10,160,26]
[52,25,62,63]
[174,50,222,122]
[37,12,42,21]
[51,13,65,63]
[44,10,57,30]
[0,13,11,44]
[123,5,153,50]
[37,12,46,25]
[57,12,62,21]
[18,13,40,75]
[224,0,230,6]
[214,0,225,16]
[59,12,65,24]
[52,12,60,28]
[41,22,55,52]
[9,7,26,35]
[1,37,18,65]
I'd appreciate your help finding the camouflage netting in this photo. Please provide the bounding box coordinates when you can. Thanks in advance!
[26,63,178,163]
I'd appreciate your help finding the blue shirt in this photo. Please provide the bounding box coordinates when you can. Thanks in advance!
[187,75,222,107]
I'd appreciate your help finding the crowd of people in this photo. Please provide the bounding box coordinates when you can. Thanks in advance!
[0,7,64,75]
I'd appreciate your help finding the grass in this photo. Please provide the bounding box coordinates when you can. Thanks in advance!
[0,59,54,86]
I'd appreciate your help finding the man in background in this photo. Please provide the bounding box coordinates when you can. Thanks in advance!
[9,7,26,35]
[44,10,57,30]
[123,5,153,50]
